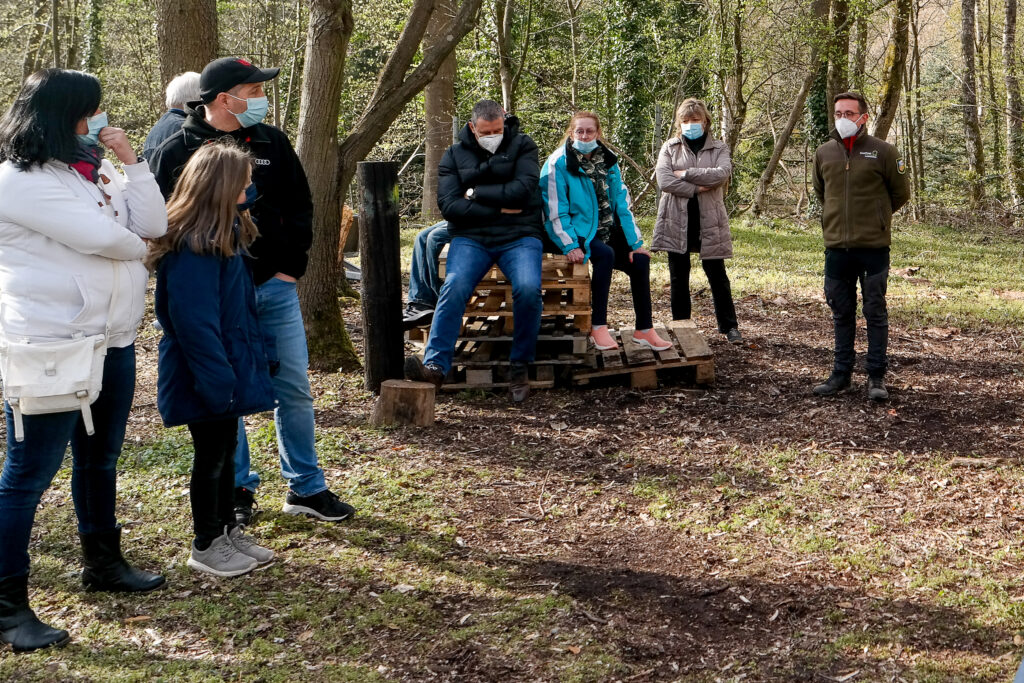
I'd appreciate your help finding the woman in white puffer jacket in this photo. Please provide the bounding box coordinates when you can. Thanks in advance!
[0,69,167,654]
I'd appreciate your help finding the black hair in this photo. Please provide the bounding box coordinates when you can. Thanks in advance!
[0,69,102,170]
[833,91,869,115]
[471,99,504,124]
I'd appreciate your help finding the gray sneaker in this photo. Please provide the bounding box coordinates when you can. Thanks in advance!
[228,525,274,565]
[187,532,258,577]
[867,377,889,401]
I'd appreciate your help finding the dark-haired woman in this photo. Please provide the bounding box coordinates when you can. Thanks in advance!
[0,69,167,653]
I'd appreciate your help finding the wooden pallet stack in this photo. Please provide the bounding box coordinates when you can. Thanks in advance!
[407,249,592,391]
[571,319,714,389]
[406,248,716,392]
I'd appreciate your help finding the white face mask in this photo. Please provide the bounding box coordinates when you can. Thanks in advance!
[835,116,861,139]
[477,133,503,154]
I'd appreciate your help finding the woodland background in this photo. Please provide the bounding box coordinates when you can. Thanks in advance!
[0,0,1015,371]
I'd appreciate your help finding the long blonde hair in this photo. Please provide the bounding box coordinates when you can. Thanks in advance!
[145,141,258,271]
[673,98,713,138]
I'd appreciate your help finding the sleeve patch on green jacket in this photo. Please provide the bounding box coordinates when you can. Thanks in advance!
[897,158,907,174]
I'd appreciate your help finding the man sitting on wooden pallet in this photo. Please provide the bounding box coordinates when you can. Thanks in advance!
[404,99,545,403]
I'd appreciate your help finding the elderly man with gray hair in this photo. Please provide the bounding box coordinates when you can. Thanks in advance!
[143,72,200,159]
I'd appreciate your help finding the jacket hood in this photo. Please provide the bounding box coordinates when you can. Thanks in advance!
[564,138,618,176]
[181,103,270,148]
[457,114,522,153]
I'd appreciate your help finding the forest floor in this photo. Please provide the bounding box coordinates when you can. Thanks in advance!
[4,217,1024,682]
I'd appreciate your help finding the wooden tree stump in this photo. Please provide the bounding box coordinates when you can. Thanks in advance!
[370,380,436,427]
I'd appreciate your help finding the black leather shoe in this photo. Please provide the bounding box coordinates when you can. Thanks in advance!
[0,575,69,653]
[867,377,889,401]
[812,373,851,396]
[508,363,530,403]
[404,355,444,388]
[80,526,166,593]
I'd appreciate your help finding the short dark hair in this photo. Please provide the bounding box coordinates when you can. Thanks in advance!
[471,99,504,124]
[833,91,869,115]
[0,69,102,170]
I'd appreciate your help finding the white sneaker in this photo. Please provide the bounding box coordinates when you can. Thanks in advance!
[187,530,258,577]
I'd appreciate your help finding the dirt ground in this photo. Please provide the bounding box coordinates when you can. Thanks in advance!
[295,286,1024,680]
[31,283,1024,682]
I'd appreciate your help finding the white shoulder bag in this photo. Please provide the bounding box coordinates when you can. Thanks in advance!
[0,264,119,442]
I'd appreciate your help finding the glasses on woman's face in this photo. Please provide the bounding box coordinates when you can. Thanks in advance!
[574,128,598,138]
[834,110,863,121]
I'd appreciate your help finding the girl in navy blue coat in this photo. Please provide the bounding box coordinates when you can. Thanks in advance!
[147,142,277,578]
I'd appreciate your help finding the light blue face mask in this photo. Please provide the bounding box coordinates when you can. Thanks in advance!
[681,122,704,140]
[572,138,599,154]
[226,93,269,128]
[77,111,108,147]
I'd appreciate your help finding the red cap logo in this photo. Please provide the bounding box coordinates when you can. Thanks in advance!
[236,58,252,67]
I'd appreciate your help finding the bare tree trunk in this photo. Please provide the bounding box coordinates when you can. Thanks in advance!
[912,0,924,209]
[51,0,61,67]
[902,60,919,220]
[752,0,830,215]
[826,0,848,107]
[300,0,483,370]
[962,0,986,204]
[65,0,80,69]
[984,0,1001,189]
[155,0,218,88]
[872,0,910,139]
[1005,0,1024,217]
[495,0,533,111]
[721,0,747,156]
[422,0,457,221]
[852,11,867,91]
[294,0,358,372]
[566,0,581,107]
[23,0,48,77]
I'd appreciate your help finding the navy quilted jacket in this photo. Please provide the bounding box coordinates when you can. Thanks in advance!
[155,244,277,427]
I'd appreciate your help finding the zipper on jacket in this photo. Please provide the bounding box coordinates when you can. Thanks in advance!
[843,144,851,247]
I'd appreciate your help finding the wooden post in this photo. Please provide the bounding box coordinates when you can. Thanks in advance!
[370,380,436,427]
[358,161,404,393]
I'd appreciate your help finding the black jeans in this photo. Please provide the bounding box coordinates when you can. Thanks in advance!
[667,252,738,333]
[588,236,653,330]
[188,418,239,548]
[824,247,890,379]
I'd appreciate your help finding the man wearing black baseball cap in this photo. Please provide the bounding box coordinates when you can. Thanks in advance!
[150,57,356,528]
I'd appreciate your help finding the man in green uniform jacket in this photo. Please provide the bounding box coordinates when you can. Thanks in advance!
[812,91,910,401]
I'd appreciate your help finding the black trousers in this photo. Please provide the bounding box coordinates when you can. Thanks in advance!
[188,417,239,547]
[587,236,653,330]
[667,252,738,333]
[823,247,890,379]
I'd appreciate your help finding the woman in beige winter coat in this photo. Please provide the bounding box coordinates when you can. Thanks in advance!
[653,98,741,343]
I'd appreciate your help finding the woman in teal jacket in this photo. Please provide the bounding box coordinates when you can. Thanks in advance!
[540,111,670,352]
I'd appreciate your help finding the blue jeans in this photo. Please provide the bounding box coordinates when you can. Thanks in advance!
[0,344,136,579]
[424,236,543,373]
[235,278,326,497]
[408,221,450,307]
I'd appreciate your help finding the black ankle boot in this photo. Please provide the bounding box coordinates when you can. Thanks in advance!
[80,526,166,593]
[0,575,69,653]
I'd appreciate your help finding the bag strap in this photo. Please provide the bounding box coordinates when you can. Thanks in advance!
[104,261,119,343]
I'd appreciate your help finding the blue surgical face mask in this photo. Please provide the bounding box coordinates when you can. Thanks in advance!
[681,122,704,140]
[77,111,108,147]
[226,93,269,128]
[573,138,599,154]
[237,182,259,212]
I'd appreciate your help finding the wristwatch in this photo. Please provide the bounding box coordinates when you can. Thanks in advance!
[465,187,475,200]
